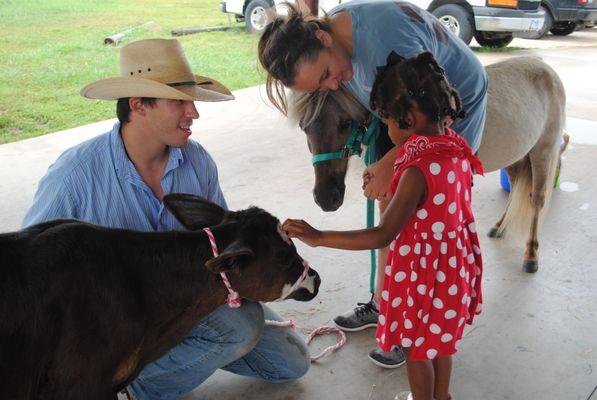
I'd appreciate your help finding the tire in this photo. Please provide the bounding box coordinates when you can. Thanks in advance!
[474,32,514,48]
[432,4,474,45]
[550,21,576,35]
[517,5,553,39]
[244,0,272,34]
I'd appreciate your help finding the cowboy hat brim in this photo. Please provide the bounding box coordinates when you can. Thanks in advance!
[80,75,234,102]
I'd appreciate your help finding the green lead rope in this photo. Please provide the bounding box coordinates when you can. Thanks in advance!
[361,117,381,294]
[310,116,382,294]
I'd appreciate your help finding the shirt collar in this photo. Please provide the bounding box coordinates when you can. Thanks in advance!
[110,121,185,180]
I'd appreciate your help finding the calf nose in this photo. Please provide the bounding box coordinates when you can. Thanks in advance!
[309,269,321,293]
[288,267,320,301]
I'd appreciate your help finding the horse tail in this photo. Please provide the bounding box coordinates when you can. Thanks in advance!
[497,121,563,245]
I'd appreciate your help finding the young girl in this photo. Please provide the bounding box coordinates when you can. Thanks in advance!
[283,52,484,400]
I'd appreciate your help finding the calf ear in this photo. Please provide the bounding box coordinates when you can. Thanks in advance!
[164,193,226,230]
[205,241,254,273]
[386,51,405,67]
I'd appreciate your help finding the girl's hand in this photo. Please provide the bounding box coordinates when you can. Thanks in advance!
[362,160,393,200]
[282,219,322,247]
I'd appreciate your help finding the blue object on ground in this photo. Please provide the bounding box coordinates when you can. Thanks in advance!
[500,169,511,192]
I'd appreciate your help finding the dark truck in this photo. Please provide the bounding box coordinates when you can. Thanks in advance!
[521,0,596,38]
[220,0,545,48]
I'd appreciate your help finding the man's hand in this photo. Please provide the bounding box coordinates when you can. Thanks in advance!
[282,219,322,247]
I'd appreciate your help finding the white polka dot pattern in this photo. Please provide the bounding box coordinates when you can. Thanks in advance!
[394,271,406,282]
[374,142,483,361]
[390,321,399,332]
[399,245,411,256]
[417,209,428,219]
[429,162,441,175]
[433,193,446,205]
[432,222,445,233]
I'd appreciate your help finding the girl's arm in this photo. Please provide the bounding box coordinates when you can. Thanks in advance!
[283,166,426,250]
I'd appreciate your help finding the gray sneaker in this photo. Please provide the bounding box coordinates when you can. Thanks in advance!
[368,347,406,369]
[117,389,135,400]
[333,299,379,331]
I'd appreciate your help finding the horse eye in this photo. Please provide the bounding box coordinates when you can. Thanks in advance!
[339,119,352,130]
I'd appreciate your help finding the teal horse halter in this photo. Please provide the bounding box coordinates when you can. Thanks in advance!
[311,117,381,166]
[311,116,382,294]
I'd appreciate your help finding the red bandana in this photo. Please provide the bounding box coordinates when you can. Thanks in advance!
[394,128,484,175]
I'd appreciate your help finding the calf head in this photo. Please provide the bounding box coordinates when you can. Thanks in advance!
[164,194,320,302]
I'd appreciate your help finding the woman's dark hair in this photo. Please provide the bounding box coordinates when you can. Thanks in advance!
[258,2,332,115]
[116,97,157,125]
[370,51,465,129]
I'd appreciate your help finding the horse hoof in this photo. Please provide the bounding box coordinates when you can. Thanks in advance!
[487,228,503,238]
[523,260,538,273]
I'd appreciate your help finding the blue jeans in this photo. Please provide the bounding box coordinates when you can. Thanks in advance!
[127,301,310,399]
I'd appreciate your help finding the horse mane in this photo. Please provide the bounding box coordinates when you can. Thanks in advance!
[288,86,368,128]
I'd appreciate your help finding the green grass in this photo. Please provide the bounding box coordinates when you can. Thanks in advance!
[0,0,526,143]
[472,46,527,53]
[0,0,262,143]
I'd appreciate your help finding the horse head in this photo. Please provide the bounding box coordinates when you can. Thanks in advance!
[289,88,370,211]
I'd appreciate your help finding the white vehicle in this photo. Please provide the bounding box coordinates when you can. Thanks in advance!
[220,0,544,47]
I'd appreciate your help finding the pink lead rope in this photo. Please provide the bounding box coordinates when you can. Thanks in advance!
[202,227,346,362]
[202,227,241,308]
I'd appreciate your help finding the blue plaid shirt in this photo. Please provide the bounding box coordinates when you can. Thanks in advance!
[23,122,227,231]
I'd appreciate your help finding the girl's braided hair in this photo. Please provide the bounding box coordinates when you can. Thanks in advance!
[258,2,332,115]
[370,51,465,129]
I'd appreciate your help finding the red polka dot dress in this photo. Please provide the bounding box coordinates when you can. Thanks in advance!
[375,129,484,361]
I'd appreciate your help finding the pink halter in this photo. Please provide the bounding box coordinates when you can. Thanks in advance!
[202,227,310,308]
[203,227,242,308]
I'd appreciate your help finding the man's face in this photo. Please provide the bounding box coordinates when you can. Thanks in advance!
[146,99,199,148]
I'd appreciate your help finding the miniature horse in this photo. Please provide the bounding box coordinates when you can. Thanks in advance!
[289,56,566,272]
[0,193,320,400]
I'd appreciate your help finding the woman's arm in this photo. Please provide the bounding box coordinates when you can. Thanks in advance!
[284,166,426,250]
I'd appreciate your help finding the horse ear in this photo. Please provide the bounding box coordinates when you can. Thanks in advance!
[386,51,405,67]
[163,193,227,230]
[205,240,254,273]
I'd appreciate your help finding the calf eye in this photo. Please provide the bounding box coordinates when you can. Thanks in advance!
[276,249,298,268]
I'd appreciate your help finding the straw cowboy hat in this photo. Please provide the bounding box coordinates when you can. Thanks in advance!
[81,39,234,102]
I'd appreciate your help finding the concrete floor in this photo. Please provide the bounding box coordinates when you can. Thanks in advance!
[1,30,596,400]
